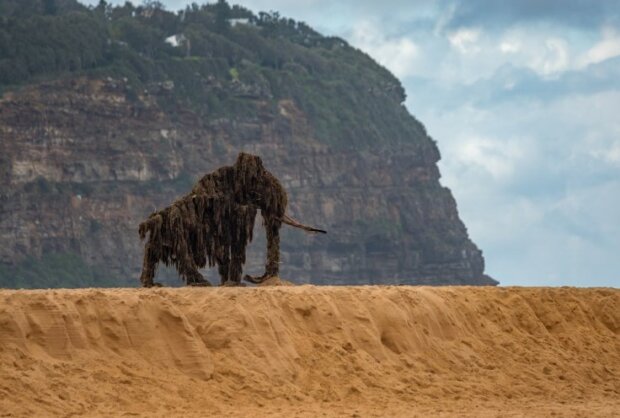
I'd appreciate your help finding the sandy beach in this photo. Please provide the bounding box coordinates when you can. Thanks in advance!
[0,285,618,417]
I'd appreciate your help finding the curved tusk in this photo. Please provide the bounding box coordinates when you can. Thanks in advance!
[280,214,327,234]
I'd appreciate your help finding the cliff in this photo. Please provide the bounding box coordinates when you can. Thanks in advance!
[0,1,496,286]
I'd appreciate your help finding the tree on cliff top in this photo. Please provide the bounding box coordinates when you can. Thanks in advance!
[0,0,418,148]
[214,0,231,33]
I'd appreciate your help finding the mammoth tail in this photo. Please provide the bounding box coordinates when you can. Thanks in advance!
[281,214,327,234]
[138,221,149,240]
[138,214,163,240]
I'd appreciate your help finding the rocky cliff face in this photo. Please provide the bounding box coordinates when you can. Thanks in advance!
[0,77,496,286]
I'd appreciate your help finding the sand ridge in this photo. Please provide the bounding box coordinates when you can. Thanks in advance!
[0,286,618,417]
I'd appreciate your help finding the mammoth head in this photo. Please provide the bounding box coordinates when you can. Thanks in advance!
[233,152,285,213]
[235,152,263,167]
[234,152,265,180]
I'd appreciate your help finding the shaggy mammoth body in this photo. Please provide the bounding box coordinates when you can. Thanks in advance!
[138,153,325,287]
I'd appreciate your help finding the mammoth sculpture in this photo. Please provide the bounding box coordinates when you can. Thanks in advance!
[138,152,326,287]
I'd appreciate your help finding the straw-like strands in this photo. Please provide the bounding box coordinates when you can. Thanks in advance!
[138,153,287,287]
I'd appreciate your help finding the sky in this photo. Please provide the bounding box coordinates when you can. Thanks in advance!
[84,1,620,287]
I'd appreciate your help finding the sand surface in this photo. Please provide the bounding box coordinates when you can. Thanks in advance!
[0,286,618,417]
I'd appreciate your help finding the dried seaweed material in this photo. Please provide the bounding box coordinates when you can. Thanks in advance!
[138,153,325,287]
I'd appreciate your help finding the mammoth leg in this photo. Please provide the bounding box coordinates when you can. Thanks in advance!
[243,217,281,284]
[227,248,243,285]
[181,264,211,286]
[165,204,210,287]
[177,245,211,287]
[226,235,247,286]
[265,218,281,277]
[226,205,255,286]
[170,232,209,287]
[217,250,230,285]
[219,247,246,287]
[139,242,161,288]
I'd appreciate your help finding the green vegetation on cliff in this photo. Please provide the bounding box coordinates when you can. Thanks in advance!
[0,0,427,148]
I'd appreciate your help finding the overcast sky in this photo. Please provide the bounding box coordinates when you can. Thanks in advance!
[84,1,620,287]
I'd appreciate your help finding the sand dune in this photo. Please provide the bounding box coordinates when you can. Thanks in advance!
[0,286,618,417]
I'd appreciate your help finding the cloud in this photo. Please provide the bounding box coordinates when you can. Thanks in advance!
[441,0,620,31]
[531,38,569,75]
[409,55,620,110]
[599,142,620,164]
[585,125,620,167]
[578,27,620,68]
[500,40,521,54]
[410,81,620,286]
[402,23,602,84]
[448,28,482,54]
[348,20,419,78]
[452,135,526,181]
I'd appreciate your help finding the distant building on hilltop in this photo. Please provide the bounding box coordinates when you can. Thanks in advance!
[229,18,252,27]
[165,34,190,56]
